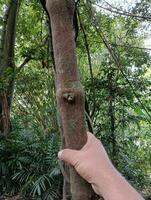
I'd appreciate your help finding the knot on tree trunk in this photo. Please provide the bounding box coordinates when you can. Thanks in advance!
[57,88,85,106]
[63,92,75,103]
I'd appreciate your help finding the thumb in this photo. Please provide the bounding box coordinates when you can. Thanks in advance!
[58,149,79,166]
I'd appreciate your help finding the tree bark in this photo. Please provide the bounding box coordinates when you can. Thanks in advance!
[0,0,19,135]
[0,92,11,135]
[46,0,94,199]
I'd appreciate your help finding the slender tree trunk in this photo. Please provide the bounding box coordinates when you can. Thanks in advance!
[46,0,94,199]
[0,0,19,135]
[108,70,117,166]
[0,92,11,135]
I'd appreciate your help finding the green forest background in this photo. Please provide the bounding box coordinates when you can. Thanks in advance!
[0,0,151,199]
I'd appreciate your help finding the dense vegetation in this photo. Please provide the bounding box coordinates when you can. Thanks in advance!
[0,0,150,199]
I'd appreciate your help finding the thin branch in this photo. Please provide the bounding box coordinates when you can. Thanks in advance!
[41,11,44,43]
[95,3,151,20]
[103,0,135,14]
[78,10,96,118]
[111,43,151,51]
[103,0,151,19]
[17,57,32,72]
[85,97,94,133]
[91,39,151,51]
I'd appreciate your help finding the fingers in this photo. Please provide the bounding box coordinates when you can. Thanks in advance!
[58,149,79,166]
[81,132,98,150]
[58,132,96,166]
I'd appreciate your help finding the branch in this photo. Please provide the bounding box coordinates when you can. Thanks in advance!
[78,10,96,118]
[95,3,151,20]
[17,57,32,72]
[85,97,94,133]
[111,43,151,51]
[91,39,151,51]
[103,0,151,19]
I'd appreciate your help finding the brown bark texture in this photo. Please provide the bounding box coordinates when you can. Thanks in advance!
[0,92,11,135]
[46,0,94,199]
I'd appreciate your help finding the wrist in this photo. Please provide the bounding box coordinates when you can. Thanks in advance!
[91,163,117,196]
[92,166,144,200]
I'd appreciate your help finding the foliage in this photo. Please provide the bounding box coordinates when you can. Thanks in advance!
[0,130,61,199]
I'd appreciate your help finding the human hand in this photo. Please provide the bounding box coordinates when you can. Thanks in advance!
[58,132,114,195]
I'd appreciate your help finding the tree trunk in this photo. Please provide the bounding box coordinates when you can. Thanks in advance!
[46,0,94,199]
[0,92,11,135]
[108,70,117,167]
[0,0,19,135]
